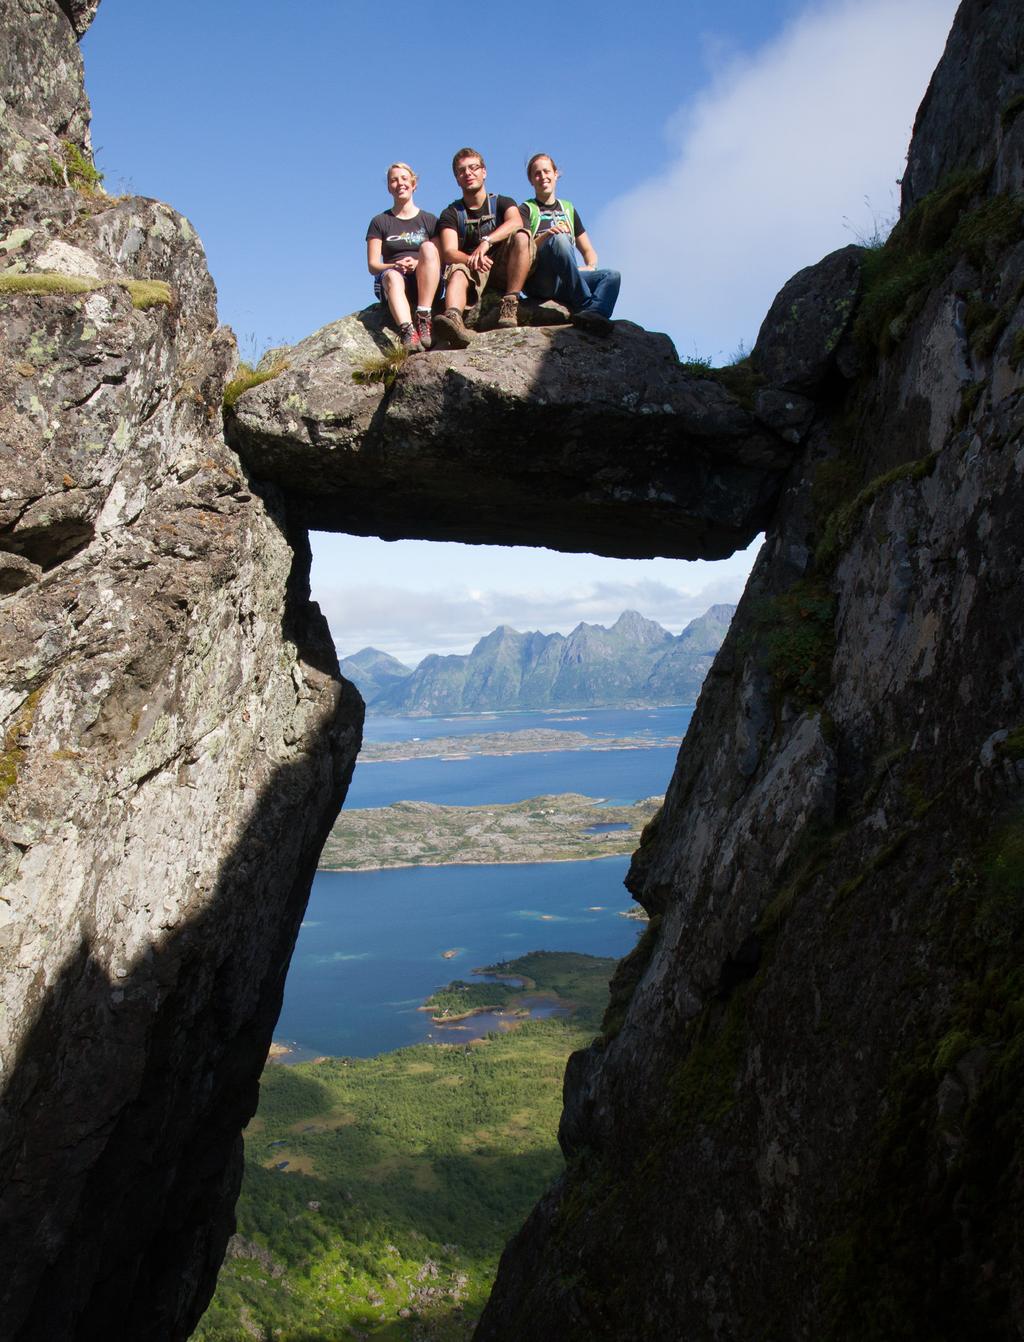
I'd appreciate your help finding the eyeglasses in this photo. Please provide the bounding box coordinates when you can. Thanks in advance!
[456,163,483,175]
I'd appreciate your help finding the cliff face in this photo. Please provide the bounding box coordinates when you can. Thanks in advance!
[0,4,361,1338]
[476,2,1024,1337]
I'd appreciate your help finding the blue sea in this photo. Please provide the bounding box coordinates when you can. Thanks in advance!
[275,706,692,1058]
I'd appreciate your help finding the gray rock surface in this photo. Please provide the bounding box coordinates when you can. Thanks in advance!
[752,243,864,392]
[1,0,92,158]
[476,2,1024,1336]
[902,0,1024,206]
[0,5,362,1339]
[57,0,100,35]
[229,311,798,561]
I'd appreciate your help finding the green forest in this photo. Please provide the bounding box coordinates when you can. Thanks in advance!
[194,952,615,1341]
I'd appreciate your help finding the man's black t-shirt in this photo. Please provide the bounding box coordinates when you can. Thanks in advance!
[365,209,438,263]
[437,194,518,250]
[519,197,586,238]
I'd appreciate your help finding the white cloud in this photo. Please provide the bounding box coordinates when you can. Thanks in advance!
[596,0,958,360]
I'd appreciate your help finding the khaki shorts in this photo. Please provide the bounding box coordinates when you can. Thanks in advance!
[444,229,537,303]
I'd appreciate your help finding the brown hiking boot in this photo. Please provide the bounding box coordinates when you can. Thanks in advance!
[434,308,472,348]
[415,310,433,351]
[497,294,520,329]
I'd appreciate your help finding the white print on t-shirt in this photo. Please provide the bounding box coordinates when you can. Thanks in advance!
[386,229,428,247]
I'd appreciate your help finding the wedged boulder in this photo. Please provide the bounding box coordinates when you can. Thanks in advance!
[751,243,864,393]
[230,312,800,561]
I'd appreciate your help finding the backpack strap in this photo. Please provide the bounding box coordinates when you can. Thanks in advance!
[455,194,499,250]
[525,198,576,237]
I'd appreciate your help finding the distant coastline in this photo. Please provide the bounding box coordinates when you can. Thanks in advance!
[357,726,678,763]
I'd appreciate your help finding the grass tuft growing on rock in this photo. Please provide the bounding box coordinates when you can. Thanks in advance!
[352,342,408,389]
[705,357,767,411]
[815,454,937,571]
[0,688,43,803]
[852,169,1024,358]
[670,981,754,1130]
[223,357,290,410]
[122,279,172,310]
[0,272,95,298]
[0,272,174,311]
[757,579,837,706]
[49,140,104,194]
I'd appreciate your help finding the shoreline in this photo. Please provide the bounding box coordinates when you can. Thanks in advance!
[318,850,640,874]
[359,742,676,764]
[364,702,695,721]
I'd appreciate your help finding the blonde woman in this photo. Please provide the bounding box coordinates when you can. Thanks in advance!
[365,162,440,351]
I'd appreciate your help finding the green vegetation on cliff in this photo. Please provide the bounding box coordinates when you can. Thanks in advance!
[195,953,615,1342]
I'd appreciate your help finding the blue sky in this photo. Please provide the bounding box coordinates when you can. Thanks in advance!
[82,0,957,665]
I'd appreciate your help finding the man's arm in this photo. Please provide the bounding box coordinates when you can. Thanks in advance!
[463,202,523,271]
[485,201,529,246]
[439,224,467,267]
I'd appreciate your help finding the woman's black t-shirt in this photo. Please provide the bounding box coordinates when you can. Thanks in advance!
[365,209,438,263]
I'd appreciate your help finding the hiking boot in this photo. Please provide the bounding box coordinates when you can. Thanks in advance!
[416,310,433,351]
[497,294,520,329]
[571,308,613,336]
[434,308,472,349]
[398,322,422,353]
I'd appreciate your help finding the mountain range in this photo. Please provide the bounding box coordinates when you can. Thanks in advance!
[339,606,735,714]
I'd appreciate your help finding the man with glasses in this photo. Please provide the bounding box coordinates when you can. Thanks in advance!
[434,147,535,348]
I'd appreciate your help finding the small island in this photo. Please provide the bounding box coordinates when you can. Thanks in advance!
[357,727,677,763]
[318,792,662,870]
[422,951,614,1029]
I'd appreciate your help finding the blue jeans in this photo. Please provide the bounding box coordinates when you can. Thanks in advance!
[523,234,620,318]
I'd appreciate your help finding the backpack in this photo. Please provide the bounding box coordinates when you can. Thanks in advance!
[455,193,499,250]
[524,198,576,238]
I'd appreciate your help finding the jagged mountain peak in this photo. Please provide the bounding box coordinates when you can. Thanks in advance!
[365,608,732,714]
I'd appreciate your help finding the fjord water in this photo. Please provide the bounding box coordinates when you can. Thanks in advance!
[275,705,693,1057]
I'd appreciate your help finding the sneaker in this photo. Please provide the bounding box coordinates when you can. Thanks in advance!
[497,294,520,329]
[571,308,613,336]
[398,322,422,352]
[434,308,472,349]
[416,310,433,351]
